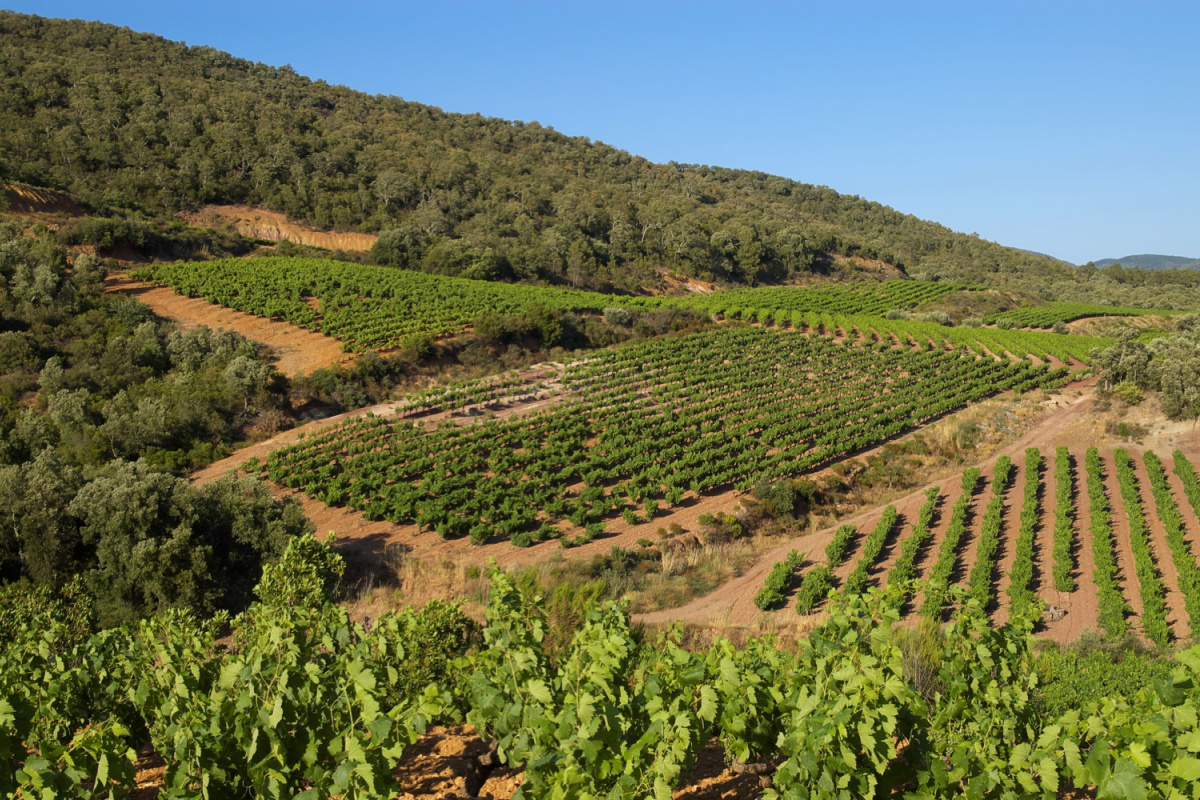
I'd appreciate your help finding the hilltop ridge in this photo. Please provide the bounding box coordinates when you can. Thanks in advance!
[2,11,1200,309]
[1090,254,1200,271]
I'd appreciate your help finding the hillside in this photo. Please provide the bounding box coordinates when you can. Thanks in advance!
[2,12,1199,309]
[1091,254,1200,271]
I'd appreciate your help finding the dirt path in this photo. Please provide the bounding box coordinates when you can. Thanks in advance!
[1035,449,1100,642]
[1046,448,1099,642]
[105,273,350,377]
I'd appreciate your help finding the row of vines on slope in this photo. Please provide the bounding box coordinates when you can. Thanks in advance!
[776,447,1200,646]
[261,327,1062,546]
[137,257,1114,360]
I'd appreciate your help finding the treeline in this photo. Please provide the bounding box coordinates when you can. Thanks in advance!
[0,223,312,624]
[3,12,1199,307]
[1091,314,1200,420]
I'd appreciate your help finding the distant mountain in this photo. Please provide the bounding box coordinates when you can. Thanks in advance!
[1017,249,1075,267]
[1090,254,1200,271]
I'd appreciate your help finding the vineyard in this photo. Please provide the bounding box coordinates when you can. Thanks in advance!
[7,533,1200,800]
[259,326,1065,546]
[743,445,1200,645]
[985,302,1176,329]
[133,258,1116,361]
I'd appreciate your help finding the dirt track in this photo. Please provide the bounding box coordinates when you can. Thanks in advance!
[105,273,350,377]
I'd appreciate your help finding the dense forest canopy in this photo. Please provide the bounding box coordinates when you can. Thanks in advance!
[2,11,1199,308]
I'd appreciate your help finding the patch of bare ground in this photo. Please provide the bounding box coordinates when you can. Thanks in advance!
[658,269,718,295]
[180,204,378,251]
[130,746,165,800]
[1066,314,1176,337]
[1130,455,1190,639]
[192,363,571,486]
[2,182,85,215]
[104,272,351,377]
[1036,449,1100,644]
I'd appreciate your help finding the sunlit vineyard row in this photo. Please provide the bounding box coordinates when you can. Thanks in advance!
[137,258,1112,361]
[759,447,1200,647]
[984,301,1175,328]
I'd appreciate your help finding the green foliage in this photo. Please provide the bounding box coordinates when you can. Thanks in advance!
[267,327,1062,546]
[770,587,924,799]
[823,523,857,568]
[1113,449,1169,646]
[1087,448,1132,636]
[1051,446,1077,592]
[986,302,1174,329]
[707,636,793,765]
[1007,448,1044,617]
[1114,380,1145,405]
[753,550,805,610]
[887,486,941,592]
[921,468,982,617]
[12,567,1200,798]
[1143,451,1200,634]
[965,456,1014,609]
[794,566,836,616]
[1037,634,1173,718]
[132,544,448,799]
[841,505,899,596]
[0,456,312,625]
[464,569,717,799]
[139,257,1115,364]
[915,594,1053,798]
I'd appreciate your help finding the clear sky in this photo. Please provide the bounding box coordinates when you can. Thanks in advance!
[7,1,1199,264]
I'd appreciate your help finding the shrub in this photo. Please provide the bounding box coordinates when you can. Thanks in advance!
[1113,381,1144,406]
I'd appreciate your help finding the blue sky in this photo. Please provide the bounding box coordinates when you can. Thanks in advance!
[8,1,1199,264]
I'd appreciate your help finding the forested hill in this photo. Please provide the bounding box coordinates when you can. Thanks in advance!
[2,12,1200,308]
[1091,254,1200,271]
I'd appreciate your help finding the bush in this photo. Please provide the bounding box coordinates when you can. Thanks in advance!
[1113,381,1144,406]
[603,306,632,326]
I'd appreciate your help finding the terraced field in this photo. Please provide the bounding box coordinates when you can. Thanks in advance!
[662,445,1200,643]
[253,326,1065,547]
[135,257,1115,361]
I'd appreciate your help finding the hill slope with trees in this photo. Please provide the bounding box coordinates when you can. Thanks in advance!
[1091,254,1200,271]
[2,11,1200,308]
